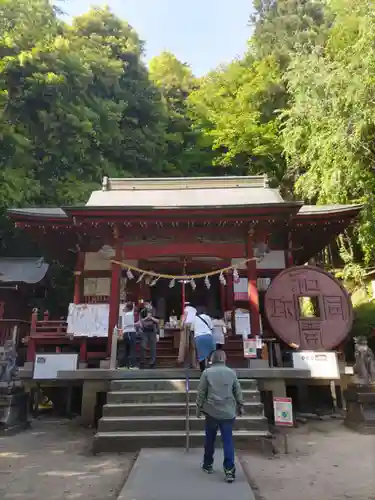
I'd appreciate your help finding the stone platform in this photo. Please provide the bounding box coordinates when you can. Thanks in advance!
[118,448,255,500]
[344,384,375,434]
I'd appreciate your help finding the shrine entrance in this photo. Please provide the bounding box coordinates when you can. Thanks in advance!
[150,275,221,319]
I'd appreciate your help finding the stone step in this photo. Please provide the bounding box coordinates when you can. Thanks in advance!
[102,401,265,417]
[93,429,271,453]
[98,415,268,433]
[107,389,261,405]
[110,378,258,392]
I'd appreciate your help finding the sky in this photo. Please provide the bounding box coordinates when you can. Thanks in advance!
[60,0,253,76]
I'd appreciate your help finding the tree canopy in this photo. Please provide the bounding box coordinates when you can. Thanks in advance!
[1,0,375,275]
[0,2,168,208]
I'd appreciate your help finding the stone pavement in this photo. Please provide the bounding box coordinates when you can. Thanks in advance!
[118,448,255,500]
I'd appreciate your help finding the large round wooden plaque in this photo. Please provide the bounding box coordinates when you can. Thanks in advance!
[264,266,353,350]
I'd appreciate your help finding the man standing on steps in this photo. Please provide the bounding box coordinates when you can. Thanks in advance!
[196,349,244,483]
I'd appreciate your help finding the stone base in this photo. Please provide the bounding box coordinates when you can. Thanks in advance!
[344,384,375,434]
[0,390,30,435]
[100,359,110,369]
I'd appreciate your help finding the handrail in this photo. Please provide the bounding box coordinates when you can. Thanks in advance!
[184,326,191,453]
[0,319,30,324]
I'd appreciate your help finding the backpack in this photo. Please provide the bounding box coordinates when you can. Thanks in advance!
[142,316,155,333]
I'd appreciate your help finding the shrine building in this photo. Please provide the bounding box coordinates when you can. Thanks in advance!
[7,175,362,367]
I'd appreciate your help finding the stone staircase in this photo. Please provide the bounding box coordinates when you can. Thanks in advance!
[93,375,271,453]
[147,335,248,368]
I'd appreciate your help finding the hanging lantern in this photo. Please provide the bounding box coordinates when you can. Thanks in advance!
[233,267,240,284]
[137,272,145,283]
[190,279,196,290]
[169,278,176,288]
[126,268,134,280]
[204,276,211,289]
[219,272,227,286]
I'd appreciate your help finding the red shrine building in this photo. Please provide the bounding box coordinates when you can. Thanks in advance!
[7,176,361,366]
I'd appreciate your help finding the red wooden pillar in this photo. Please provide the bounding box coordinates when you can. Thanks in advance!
[73,252,85,304]
[246,233,260,338]
[107,242,122,356]
[286,231,294,267]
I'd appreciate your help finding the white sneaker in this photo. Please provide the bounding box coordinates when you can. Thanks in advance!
[129,366,139,370]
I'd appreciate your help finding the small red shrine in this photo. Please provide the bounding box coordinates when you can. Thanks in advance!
[8,175,361,366]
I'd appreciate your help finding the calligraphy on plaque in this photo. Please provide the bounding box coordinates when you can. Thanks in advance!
[299,320,323,349]
[323,296,345,320]
[268,298,295,319]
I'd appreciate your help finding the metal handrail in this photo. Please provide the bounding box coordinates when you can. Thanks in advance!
[184,326,191,452]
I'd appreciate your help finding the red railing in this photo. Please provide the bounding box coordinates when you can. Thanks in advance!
[0,319,30,346]
[30,310,68,338]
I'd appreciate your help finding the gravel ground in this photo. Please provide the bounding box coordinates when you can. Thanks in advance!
[0,419,134,500]
[1,418,374,500]
[241,420,375,500]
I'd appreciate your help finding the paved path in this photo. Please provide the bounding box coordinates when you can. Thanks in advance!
[118,448,255,500]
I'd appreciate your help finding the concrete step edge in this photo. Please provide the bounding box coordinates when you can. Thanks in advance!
[111,379,258,383]
[100,415,267,422]
[104,402,263,408]
[94,430,271,438]
[109,389,259,395]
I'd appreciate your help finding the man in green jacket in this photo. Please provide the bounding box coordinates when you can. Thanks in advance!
[196,349,244,483]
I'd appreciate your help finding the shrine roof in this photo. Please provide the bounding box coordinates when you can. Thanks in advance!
[8,207,68,219]
[85,175,288,208]
[297,204,363,216]
[7,177,362,220]
[0,257,49,283]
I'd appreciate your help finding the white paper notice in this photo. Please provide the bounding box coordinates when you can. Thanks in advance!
[235,309,251,339]
[233,278,248,301]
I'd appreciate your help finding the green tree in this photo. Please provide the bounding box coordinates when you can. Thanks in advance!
[282,0,375,263]
[149,51,212,175]
[188,56,287,187]
[0,2,168,208]
[250,0,328,66]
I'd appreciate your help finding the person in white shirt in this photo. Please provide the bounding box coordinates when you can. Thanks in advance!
[178,302,197,367]
[118,301,138,369]
[184,303,197,325]
[212,311,227,350]
[193,306,215,372]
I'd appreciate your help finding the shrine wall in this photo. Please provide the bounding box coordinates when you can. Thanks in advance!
[231,250,285,270]
[83,252,138,299]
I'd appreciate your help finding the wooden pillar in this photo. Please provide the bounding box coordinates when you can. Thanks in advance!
[286,230,294,267]
[73,252,85,304]
[27,308,38,362]
[246,232,260,338]
[107,241,122,356]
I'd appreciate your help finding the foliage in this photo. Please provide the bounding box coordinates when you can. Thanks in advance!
[351,286,375,339]
[0,2,168,208]
[281,0,375,263]
[250,0,328,65]
[188,57,287,187]
[149,51,212,175]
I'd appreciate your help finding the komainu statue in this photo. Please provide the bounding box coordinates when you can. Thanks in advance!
[354,336,375,385]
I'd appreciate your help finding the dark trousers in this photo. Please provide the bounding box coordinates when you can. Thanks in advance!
[140,330,157,367]
[118,332,136,367]
[203,415,235,471]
